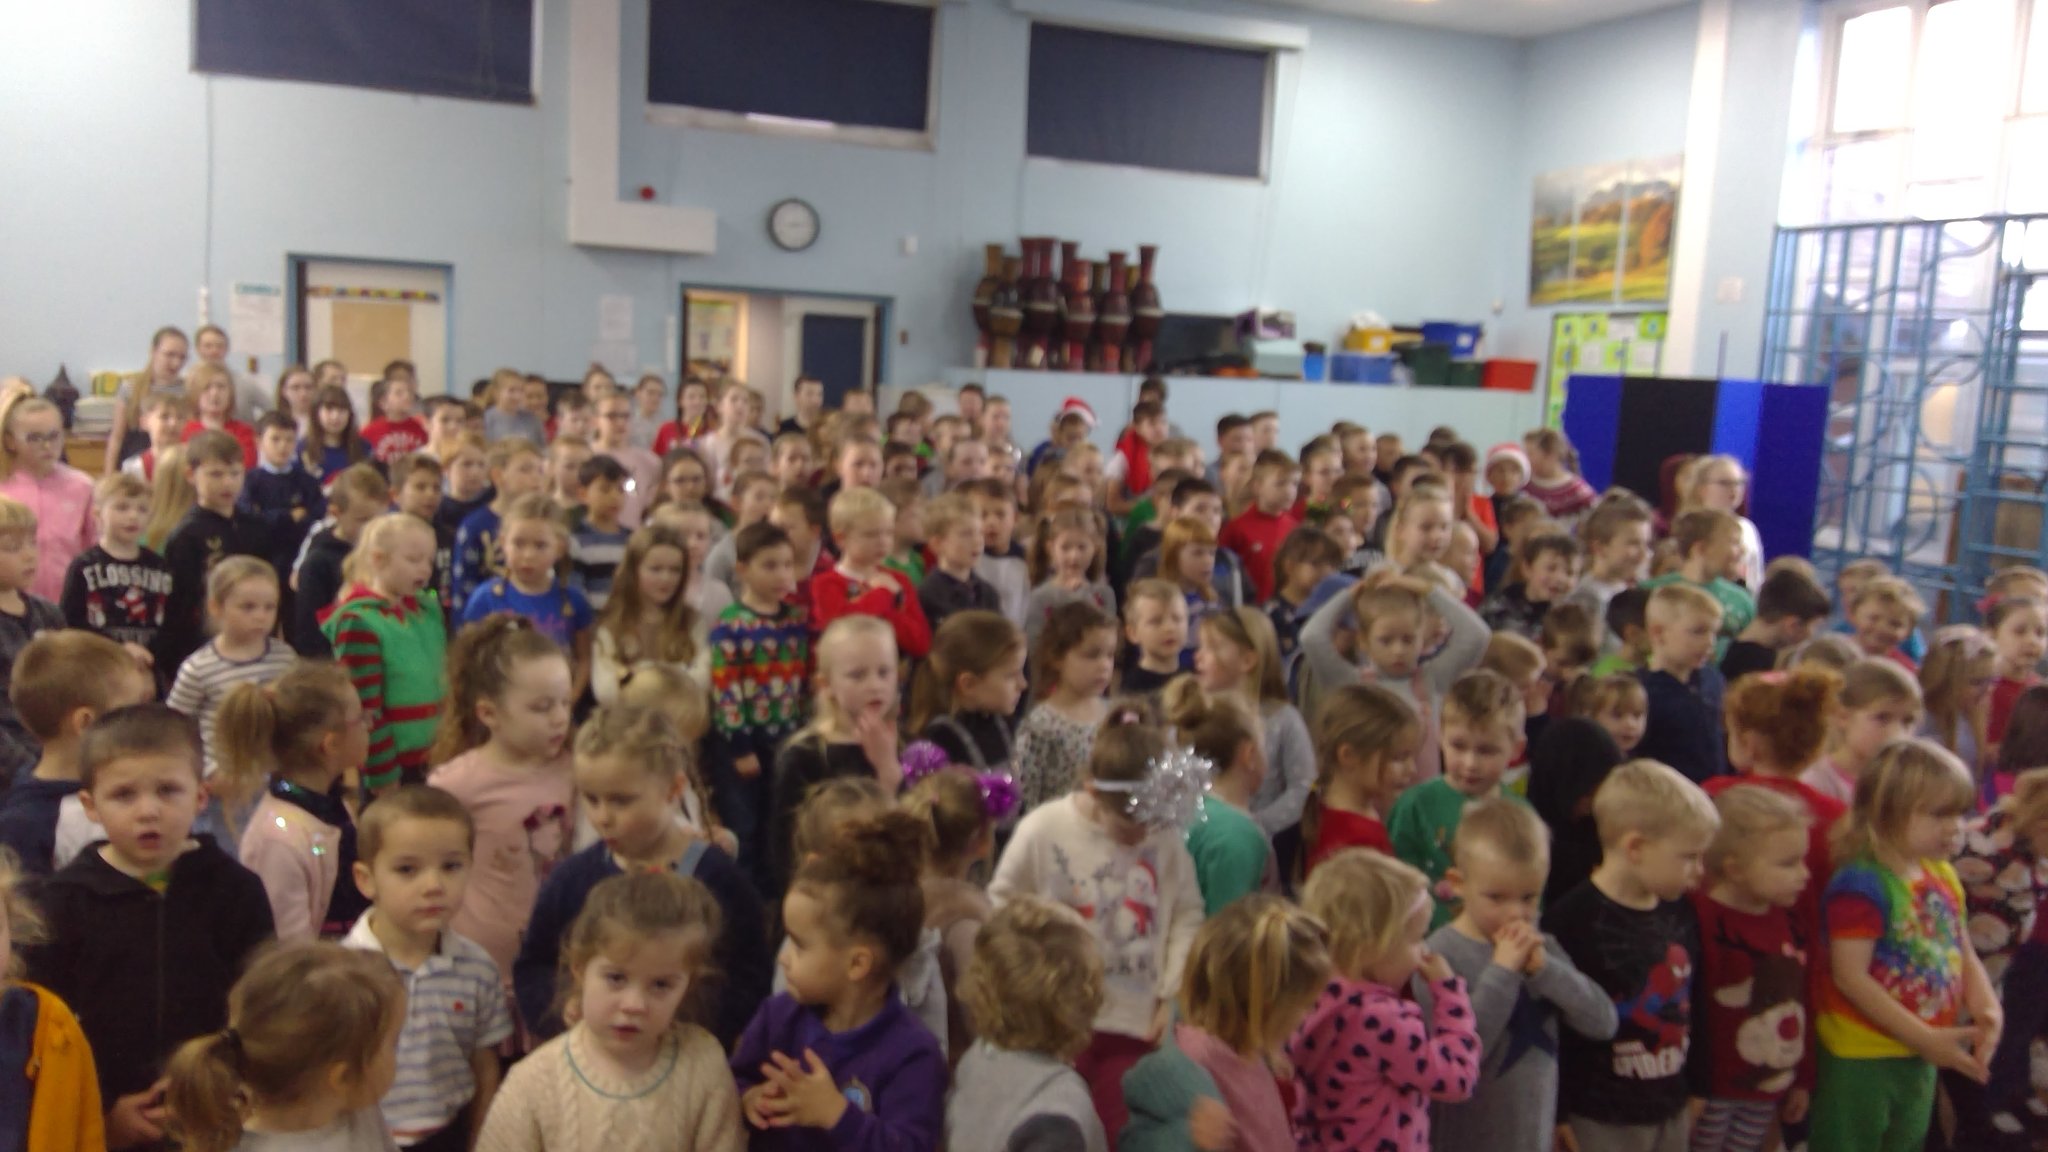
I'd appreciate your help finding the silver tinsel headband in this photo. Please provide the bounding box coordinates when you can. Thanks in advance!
[1094,747,1214,832]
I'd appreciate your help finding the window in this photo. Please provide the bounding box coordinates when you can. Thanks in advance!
[646,0,936,146]
[193,0,533,104]
[1026,24,1271,179]
[1786,0,2044,224]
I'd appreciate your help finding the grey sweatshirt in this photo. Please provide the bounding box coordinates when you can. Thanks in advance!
[946,1042,1107,1152]
[977,552,1031,631]
[1296,583,1490,740]
[1421,926,1619,1152]
[1248,701,1315,836]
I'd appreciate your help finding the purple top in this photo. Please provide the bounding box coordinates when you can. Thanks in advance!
[731,990,946,1152]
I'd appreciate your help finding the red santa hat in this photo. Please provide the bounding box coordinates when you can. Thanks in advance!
[1059,396,1097,429]
[1486,441,1531,482]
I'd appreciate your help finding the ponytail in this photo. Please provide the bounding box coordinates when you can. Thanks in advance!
[213,663,354,827]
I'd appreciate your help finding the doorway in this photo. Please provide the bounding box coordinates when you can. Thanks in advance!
[678,287,887,421]
[289,256,454,410]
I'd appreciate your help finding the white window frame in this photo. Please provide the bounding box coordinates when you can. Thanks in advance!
[643,0,942,152]
[1802,0,2046,224]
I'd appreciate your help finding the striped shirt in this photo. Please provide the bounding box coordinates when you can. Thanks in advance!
[568,524,630,610]
[344,913,512,1144]
[167,638,299,776]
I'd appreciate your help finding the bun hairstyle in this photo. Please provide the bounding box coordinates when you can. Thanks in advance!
[792,776,893,863]
[1723,667,1842,770]
[1161,675,1259,777]
[793,810,930,969]
[165,944,404,1152]
[432,613,568,763]
[903,768,990,871]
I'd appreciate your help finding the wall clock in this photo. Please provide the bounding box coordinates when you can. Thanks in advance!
[768,198,820,252]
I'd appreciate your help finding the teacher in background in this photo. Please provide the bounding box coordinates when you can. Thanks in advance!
[188,323,271,422]
[107,325,188,474]
[0,380,96,601]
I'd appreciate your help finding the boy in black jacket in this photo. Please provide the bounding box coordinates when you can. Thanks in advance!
[25,704,274,1148]
[237,412,326,595]
[1633,583,1729,784]
[157,430,261,672]
[289,463,390,658]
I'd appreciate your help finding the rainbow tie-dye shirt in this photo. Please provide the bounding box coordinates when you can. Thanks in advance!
[1816,855,1966,1059]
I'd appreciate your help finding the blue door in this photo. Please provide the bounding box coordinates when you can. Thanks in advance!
[799,313,871,409]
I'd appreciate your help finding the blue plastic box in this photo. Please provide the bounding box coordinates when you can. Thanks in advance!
[1331,352,1395,384]
[1420,322,1483,359]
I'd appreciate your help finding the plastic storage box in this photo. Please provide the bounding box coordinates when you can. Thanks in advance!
[1420,322,1483,359]
[1397,343,1453,388]
[1331,352,1396,384]
[1482,360,1538,392]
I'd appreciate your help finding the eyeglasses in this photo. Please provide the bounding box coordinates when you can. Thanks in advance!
[14,432,61,448]
[1707,478,1747,489]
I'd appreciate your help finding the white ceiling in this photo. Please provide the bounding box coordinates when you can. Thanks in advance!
[1258,0,1696,39]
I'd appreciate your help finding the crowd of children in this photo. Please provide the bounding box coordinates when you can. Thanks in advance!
[0,341,2042,1152]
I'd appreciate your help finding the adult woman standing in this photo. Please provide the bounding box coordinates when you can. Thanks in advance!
[107,326,188,473]
[0,383,96,601]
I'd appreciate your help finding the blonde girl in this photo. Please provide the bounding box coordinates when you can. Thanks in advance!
[184,362,257,467]
[1124,895,1331,1152]
[516,703,770,1052]
[735,812,947,1146]
[1015,601,1117,814]
[1194,607,1315,837]
[483,872,744,1152]
[1720,666,1844,915]
[1289,849,1479,1149]
[165,943,405,1152]
[1385,482,1456,571]
[323,513,447,792]
[461,494,596,697]
[108,325,188,474]
[221,662,370,940]
[765,616,903,897]
[904,768,997,1061]
[910,610,1026,778]
[0,851,102,1149]
[1800,659,1924,808]
[167,557,296,804]
[1986,594,2046,758]
[1919,625,1995,786]
[1678,454,1765,592]
[1692,786,1816,1152]
[1025,507,1114,649]
[301,384,372,485]
[592,524,703,706]
[990,715,1206,1135]
[142,444,194,551]
[946,897,1108,1152]
[615,661,732,857]
[427,615,577,991]
[1300,682,1423,877]
[1573,672,1648,757]
[1164,677,1275,916]
[1299,569,1490,779]
[1159,517,1220,660]
[1812,739,2000,1152]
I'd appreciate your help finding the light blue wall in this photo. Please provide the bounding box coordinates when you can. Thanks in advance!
[1495,2,1700,361]
[0,0,1805,401]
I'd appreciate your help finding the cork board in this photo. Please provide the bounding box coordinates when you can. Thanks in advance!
[331,301,413,374]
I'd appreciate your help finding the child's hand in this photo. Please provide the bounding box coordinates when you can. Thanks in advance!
[1418,949,1454,985]
[761,1049,850,1130]
[740,1083,784,1130]
[1188,1097,1235,1152]
[1972,1011,2004,1070]
[1523,932,1548,975]
[856,703,902,792]
[713,827,741,858]
[735,753,762,779]
[1920,1026,1990,1082]
[106,1082,168,1150]
[1781,1088,1810,1124]
[1491,921,1537,971]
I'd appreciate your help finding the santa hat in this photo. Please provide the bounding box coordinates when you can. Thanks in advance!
[1486,442,1530,483]
[1059,396,1097,429]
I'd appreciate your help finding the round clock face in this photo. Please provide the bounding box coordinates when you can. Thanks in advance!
[769,199,819,252]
